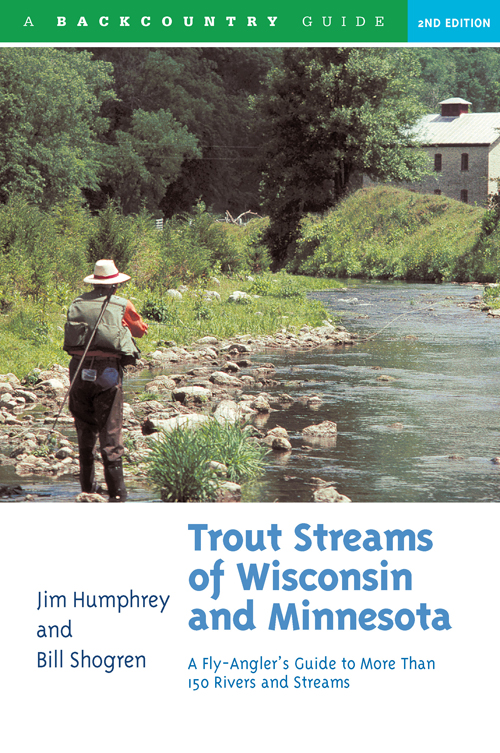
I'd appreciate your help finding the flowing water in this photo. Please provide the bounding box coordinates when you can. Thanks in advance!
[4,281,500,503]
[249,282,500,503]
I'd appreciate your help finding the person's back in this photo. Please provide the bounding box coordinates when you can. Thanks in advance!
[64,260,148,502]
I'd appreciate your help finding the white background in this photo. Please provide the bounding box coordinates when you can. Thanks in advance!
[0,503,497,752]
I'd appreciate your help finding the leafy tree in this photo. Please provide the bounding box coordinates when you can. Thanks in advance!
[413,48,500,112]
[101,109,200,214]
[0,48,114,207]
[255,49,428,267]
[88,48,277,215]
[450,48,500,112]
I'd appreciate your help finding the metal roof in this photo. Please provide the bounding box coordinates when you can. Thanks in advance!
[439,97,472,105]
[414,112,500,146]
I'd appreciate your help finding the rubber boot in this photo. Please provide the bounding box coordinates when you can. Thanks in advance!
[79,451,103,494]
[103,457,127,502]
[79,462,96,493]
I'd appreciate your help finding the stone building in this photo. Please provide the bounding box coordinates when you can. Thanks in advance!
[365,98,500,205]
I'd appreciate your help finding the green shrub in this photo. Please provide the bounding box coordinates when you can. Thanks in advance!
[483,285,500,308]
[87,199,137,269]
[145,420,268,502]
[221,217,271,273]
[249,271,304,298]
[147,427,219,503]
[141,296,176,323]
[198,421,268,482]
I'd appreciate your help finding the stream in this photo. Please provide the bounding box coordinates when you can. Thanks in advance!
[6,281,500,503]
[250,281,500,503]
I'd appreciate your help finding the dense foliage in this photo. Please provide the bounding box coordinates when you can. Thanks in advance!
[86,47,278,215]
[0,48,113,207]
[289,186,498,282]
[413,48,500,113]
[255,49,428,267]
[2,46,500,224]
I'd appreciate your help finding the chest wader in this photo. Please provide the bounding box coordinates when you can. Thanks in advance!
[64,290,139,503]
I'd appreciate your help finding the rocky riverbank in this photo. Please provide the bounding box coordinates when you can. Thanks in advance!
[0,321,356,503]
[467,282,500,317]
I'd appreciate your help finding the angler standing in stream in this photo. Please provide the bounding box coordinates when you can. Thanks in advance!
[63,260,148,502]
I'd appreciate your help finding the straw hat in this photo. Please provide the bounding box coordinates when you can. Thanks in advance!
[83,259,131,285]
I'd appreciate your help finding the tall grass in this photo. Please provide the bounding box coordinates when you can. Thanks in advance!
[198,421,268,482]
[290,186,490,282]
[146,421,268,502]
[147,427,219,503]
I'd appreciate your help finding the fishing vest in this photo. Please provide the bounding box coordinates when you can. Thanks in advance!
[63,291,140,359]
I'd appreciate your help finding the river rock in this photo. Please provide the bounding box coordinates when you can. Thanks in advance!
[302,420,337,437]
[306,395,323,408]
[0,373,21,386]
[76,492,108,503]
[14,389,37,403]
[173,386,212,403]
[219,481,242,495]
[314,323,338,338]
[213,400,242,424]
[252,395,271,413]
[0,383,15,395]
[209,461,228,476]
[209,371,243,388]
[123,403,135,420]
[37,369,70,387]
[203,291,221,302]
[266,426,289,439]
[271,436,292,451]
[146,376,177,392]
[262,427,291,450]
[145,414,209,434]
[224,361,240,373]
[222,342,251,354]
[55,447,73,459]
[0,394,23,412]
[312,483,351,503]
[237,401,257,416]
[0,484,24,497]
[166,289,182,300]
[36,378,67,395]
[139,400,169,414]
[227,291,251,303]
[197,336,219,346]
[149,349,182,364]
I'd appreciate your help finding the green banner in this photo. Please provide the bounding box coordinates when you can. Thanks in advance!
[4,1,407,43]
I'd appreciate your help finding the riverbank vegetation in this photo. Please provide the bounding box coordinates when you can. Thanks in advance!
[289,186,500,283]
[147,422,267,502]
[0,196,338,378]
[1,185,500,379]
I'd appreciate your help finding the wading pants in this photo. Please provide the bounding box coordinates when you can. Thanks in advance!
[69,356,126,501]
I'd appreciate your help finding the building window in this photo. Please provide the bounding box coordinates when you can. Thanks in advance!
[434,154,442,172]
[461,153,469,171]
[434,190,442,195]
[460,190,468,203]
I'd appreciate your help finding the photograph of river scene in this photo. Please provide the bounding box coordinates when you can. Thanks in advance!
[0,47,499,503]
